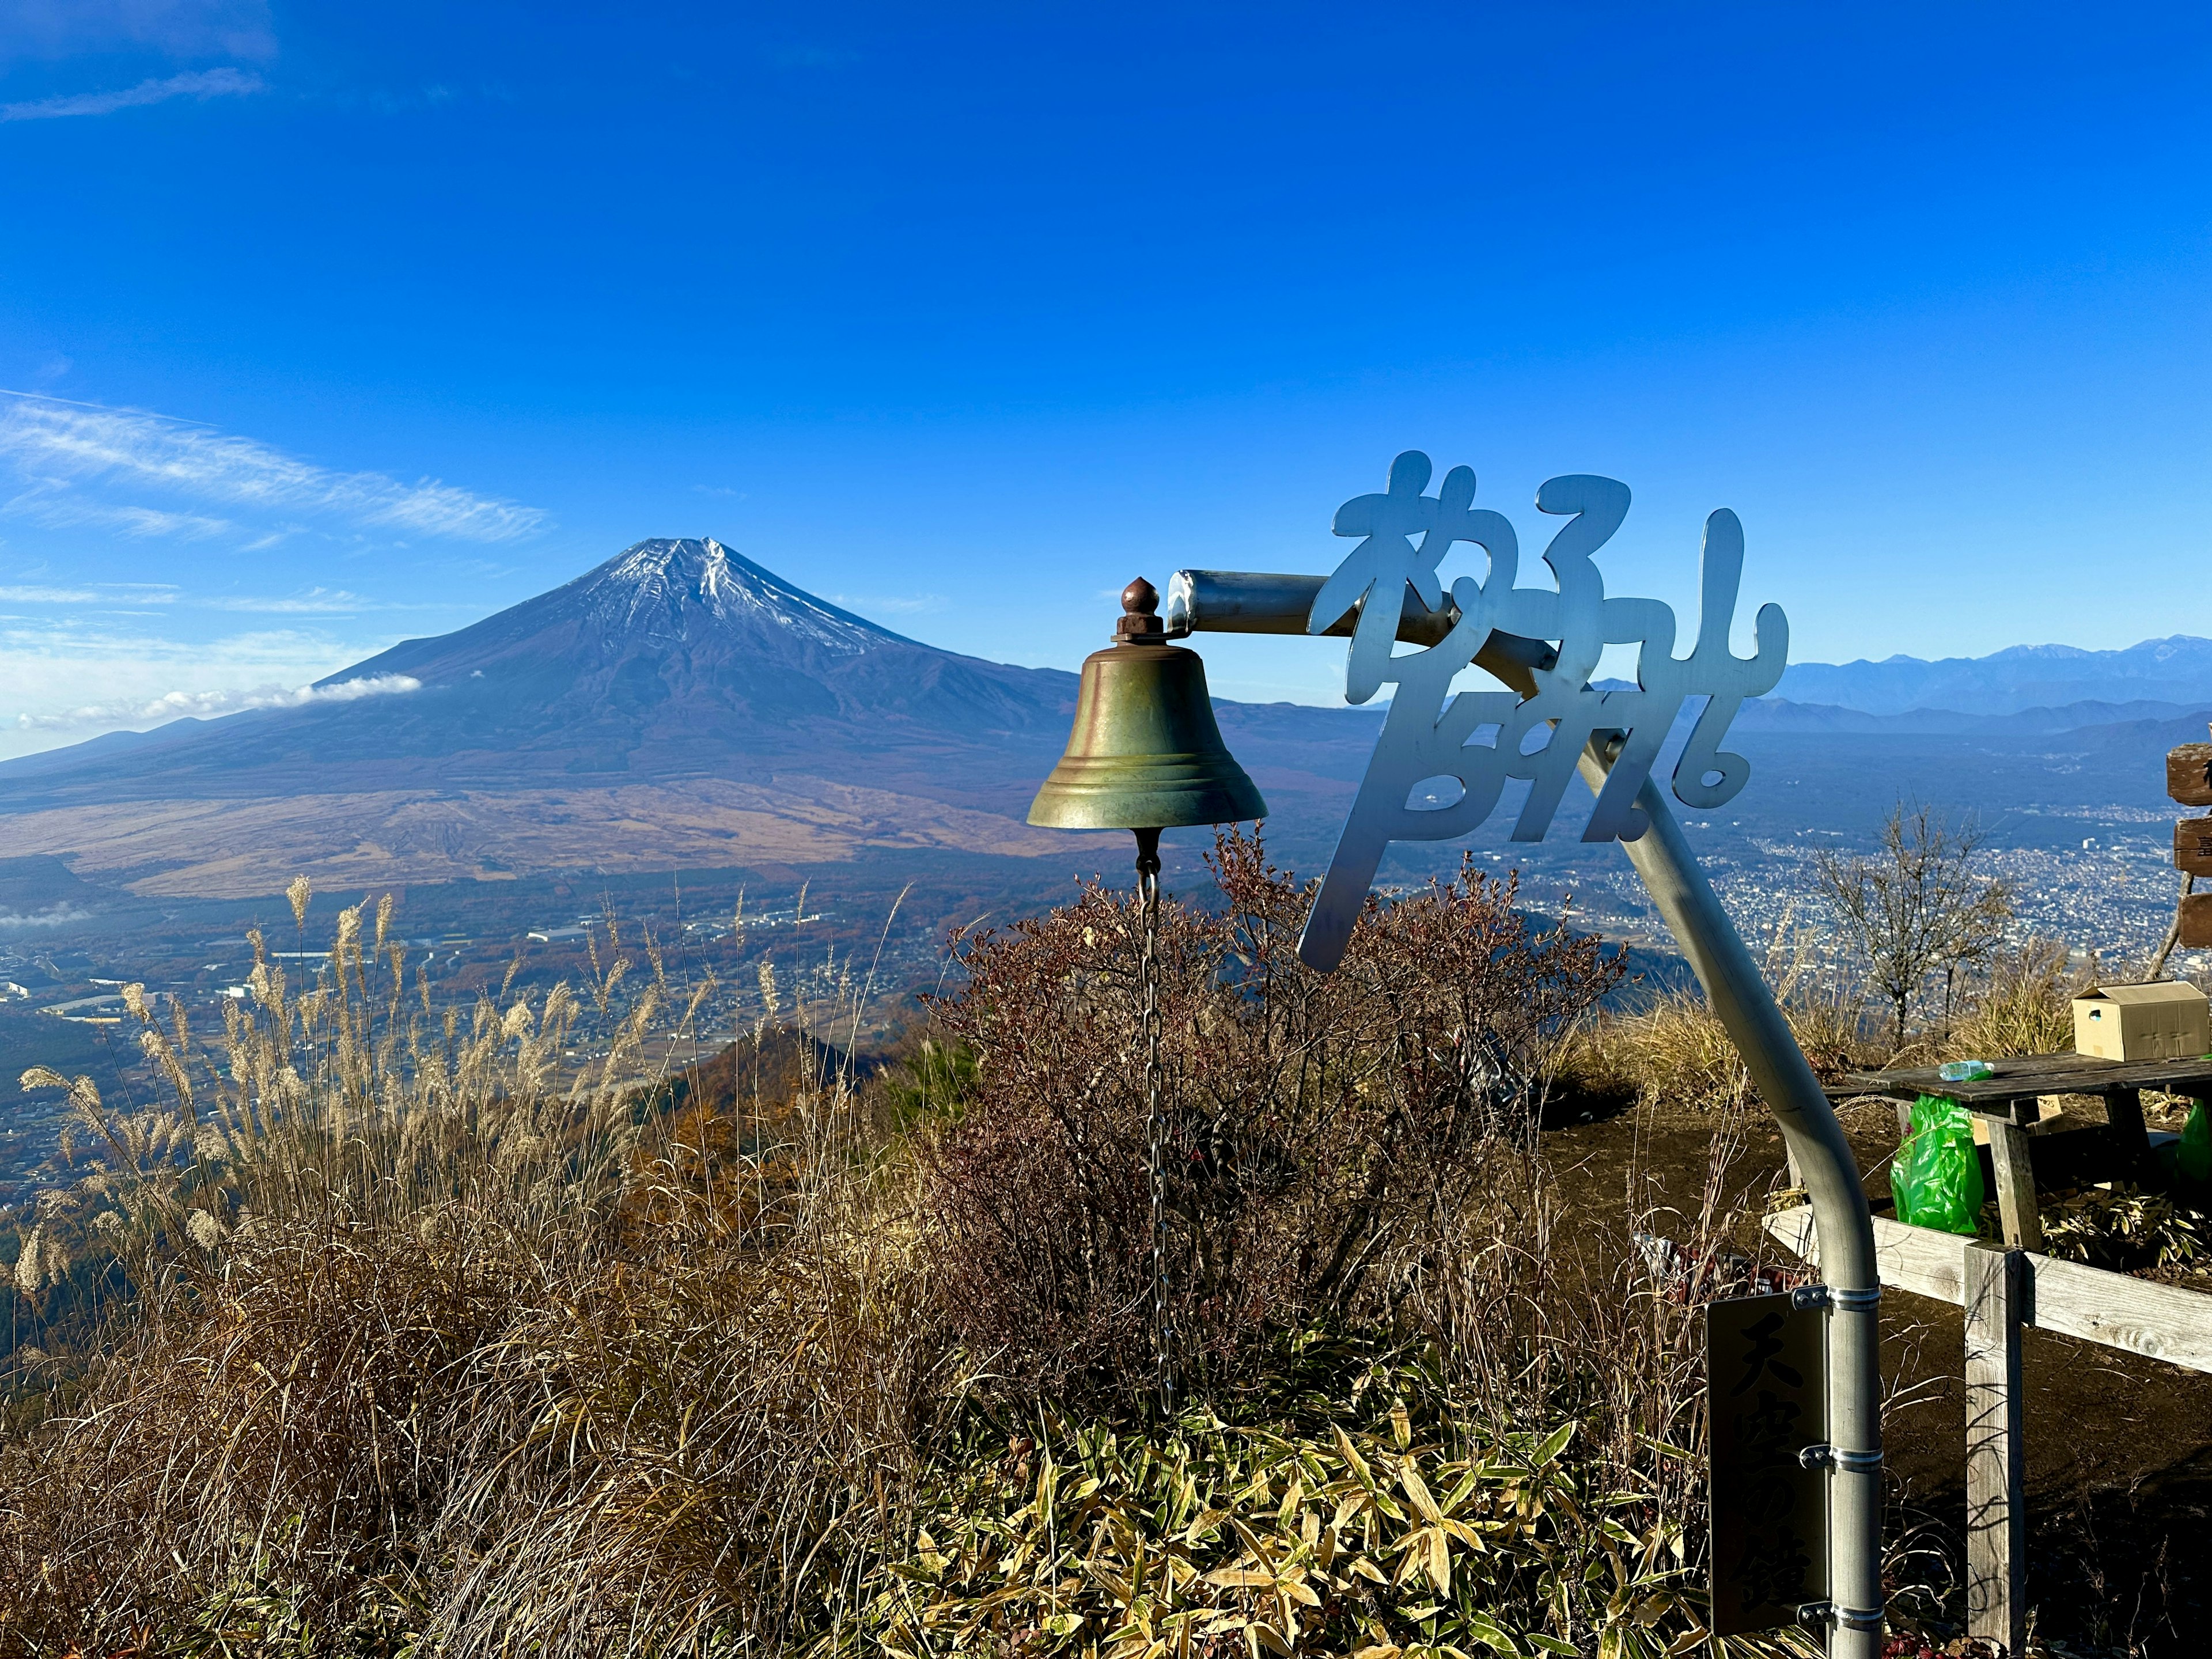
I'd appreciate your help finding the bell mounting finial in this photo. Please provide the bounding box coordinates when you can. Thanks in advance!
[1116,577,1165,642]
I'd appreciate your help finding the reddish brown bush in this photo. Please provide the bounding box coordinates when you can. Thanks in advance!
[923,830,1625,1402]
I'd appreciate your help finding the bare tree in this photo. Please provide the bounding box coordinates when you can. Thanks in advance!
[1815,802,2014,1052]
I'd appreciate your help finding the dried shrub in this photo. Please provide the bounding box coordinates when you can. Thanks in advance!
[1944,935,2096,1061]
[922,830,1624,1402]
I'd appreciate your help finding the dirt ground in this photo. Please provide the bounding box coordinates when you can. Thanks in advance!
[1541,1092,2212,1656]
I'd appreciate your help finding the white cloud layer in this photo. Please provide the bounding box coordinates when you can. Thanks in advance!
[0,904,93,930]
[204,588,370,613]
[0,619,410,759]
[0,396,532,757]
[0,66,264,122]
[14,673,419,733]
[0,393,547,543]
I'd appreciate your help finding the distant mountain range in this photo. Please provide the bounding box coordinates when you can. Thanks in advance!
[1773,635,2212,718]
[4,541,2210,902]
[1733,696,2209,736]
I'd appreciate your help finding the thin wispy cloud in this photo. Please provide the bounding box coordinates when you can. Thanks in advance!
[14,673,419,733]
[0,66,264,122]
[0,392,548,544]
[0,904,92,930]
[0,618,351,662]
[0,582,445,616]
[204,588,369,613]
[1,581,187,607]
[0,2,275,64]
[7,491,235,539]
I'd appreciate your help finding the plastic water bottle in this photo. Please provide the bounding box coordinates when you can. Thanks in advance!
[1937,1059,1995,1083]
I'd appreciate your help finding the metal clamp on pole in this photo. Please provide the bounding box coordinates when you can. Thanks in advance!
[1798,1443,1884,1473]
[1796,1600,1887,1635]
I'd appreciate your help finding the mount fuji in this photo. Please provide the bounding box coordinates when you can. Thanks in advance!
[0,540,1376,896]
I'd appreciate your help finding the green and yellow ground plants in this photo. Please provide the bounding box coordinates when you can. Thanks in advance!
[836,1358,1816,1659]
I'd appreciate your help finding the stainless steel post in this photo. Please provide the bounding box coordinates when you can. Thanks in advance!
[1582,752,1883,1653]
[1169,569,1885,1653]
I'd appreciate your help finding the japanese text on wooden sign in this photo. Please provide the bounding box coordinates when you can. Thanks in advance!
[2165,731,2212,947]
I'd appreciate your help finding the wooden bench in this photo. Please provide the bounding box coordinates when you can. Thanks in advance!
[1831,1052,2205,1250]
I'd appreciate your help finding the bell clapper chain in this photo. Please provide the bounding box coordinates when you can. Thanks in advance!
[1134,824,1172,1413]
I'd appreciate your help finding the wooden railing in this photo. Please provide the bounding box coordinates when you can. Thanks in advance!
[1764,1207,2212,1652]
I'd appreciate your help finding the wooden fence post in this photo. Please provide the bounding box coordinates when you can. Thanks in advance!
[1965,1242,2027,1654]
[1984,1120,2043,1251]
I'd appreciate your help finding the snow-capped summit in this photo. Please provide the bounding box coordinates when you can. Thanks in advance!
[562,538,899,656]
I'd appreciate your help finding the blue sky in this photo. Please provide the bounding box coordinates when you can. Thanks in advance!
[1,1,2209,757]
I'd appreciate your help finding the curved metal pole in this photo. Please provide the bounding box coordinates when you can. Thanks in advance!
[1578,751,1883,1653]
[1169,570,1884,1652]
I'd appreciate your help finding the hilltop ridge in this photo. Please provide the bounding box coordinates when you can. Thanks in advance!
[1775,634,2212,716]
[5,539,2211,919]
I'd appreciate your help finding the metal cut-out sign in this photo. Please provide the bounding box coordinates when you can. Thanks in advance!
[1299,452,1786,971]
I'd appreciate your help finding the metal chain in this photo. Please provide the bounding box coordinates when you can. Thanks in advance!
[1135,830,1172,1412]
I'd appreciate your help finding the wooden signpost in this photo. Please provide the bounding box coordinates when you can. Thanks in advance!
[2168,733,2212,946]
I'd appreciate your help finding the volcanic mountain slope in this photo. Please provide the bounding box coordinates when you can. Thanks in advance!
[0,540,1377,896]
[5,540,1075,799]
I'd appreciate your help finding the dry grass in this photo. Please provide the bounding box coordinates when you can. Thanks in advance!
[1,885,940,1654]
[1559,912,1873,1112]
[1938,936,2098,1062]
[0,856,1828,1655]
[1562,922,2109,1116]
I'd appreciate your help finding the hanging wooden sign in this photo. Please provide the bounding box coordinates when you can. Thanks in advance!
[2179,892,2212,950]
[2168,743,2212,808]
[2176,817,2212,877]
[1709,1291,1828,1634]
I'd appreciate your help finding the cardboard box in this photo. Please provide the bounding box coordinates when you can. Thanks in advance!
[2071,981,2212,1061]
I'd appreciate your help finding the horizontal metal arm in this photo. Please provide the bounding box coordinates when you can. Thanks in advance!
[1165,568,1558,683]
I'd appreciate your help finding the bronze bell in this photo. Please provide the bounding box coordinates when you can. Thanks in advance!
[1028,578,1267,831]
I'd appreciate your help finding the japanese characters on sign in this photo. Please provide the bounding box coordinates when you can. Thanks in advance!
[1297,452,1788,971]
[1707,1291,1829,1634]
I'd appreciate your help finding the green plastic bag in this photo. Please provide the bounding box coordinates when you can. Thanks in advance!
[1893,1093,1985,1236]
[2179,1100,2212,1184]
